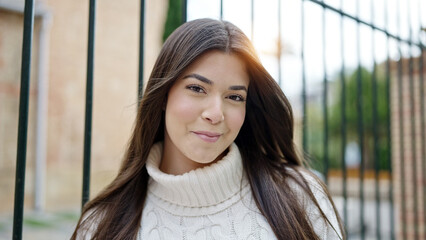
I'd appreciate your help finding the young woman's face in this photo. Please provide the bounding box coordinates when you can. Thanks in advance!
[161,50,249,175]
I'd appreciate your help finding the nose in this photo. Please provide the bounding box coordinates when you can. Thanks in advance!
[201,97,224,124]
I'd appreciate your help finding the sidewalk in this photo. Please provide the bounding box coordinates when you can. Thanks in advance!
[1,193,394,239]
[0,210,79,240]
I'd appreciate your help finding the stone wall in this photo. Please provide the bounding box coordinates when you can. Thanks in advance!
[0,0,168,212]
[0,7,41,212]
[391,52,425,240]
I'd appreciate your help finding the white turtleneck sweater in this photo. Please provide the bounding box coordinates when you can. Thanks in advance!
[139,142,342,240]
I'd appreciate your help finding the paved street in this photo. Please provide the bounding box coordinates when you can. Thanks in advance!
[0,198,395,240]
[334,197,395,240]
[0,176,395,240]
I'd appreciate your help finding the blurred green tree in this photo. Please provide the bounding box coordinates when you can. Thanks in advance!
[163,0,184,42]
[308,66,390,172]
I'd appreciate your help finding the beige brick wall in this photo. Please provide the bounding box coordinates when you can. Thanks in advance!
[0,0,168,212]
[0,8,42,212]
[391,53,426,240]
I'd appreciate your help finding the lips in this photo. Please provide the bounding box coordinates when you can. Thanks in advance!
[192,131,222,143]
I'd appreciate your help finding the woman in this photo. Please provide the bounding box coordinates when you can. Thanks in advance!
[72,18,344,240]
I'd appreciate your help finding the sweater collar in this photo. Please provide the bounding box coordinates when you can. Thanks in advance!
[146,142,245,208]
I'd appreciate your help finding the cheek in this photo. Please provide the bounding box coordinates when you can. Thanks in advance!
[226,107,246,133]
[166,94,200,126]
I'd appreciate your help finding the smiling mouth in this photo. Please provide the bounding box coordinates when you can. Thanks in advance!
[192,131,222,143]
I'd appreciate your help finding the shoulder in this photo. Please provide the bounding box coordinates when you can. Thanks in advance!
[286,167,343,240]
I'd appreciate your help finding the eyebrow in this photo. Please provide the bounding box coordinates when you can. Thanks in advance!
[183,73,248,92]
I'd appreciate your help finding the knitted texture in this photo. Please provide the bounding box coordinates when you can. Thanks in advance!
[140,142,342,240]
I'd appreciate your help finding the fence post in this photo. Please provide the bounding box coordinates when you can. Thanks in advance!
[138,0,145,101]
[12,0,35,239]
[82,0,97,208]
[339,1,348,233]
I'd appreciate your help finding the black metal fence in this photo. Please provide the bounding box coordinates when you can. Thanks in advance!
[11,0,425,239]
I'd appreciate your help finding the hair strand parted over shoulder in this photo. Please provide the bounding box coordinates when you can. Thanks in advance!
[71,18,344,240]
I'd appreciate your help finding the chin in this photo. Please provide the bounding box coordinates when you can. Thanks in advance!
[186,148,226,165]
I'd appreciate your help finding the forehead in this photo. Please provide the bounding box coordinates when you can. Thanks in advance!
[180,50,250,86]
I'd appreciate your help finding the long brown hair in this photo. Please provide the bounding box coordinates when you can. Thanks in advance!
[72,18,345,240]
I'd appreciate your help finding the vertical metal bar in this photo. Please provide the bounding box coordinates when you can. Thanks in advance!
[355,0,365,238]
[371,33,381,240]
[138,0,145,102]
[408,43,420,240]
[339,0,348,233]
[370,1,381,239]
[419,0,426,235]
[220,0,223,20]
[396,0,407,237]
[12,0,35,238]
[397,44,407,240]
[384,1,395,239]
[385,37,396,240]
[301,0,308,153]
[407,1,419,239]
[419,12,426,240]
[82,0,96,208]
[321,1,329,185]
[277,0,282,86]
[420,42,426,240]
[182,0,187,23]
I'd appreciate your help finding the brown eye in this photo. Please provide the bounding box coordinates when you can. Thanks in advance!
[186,85,205,93]
[228,94,245,102]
